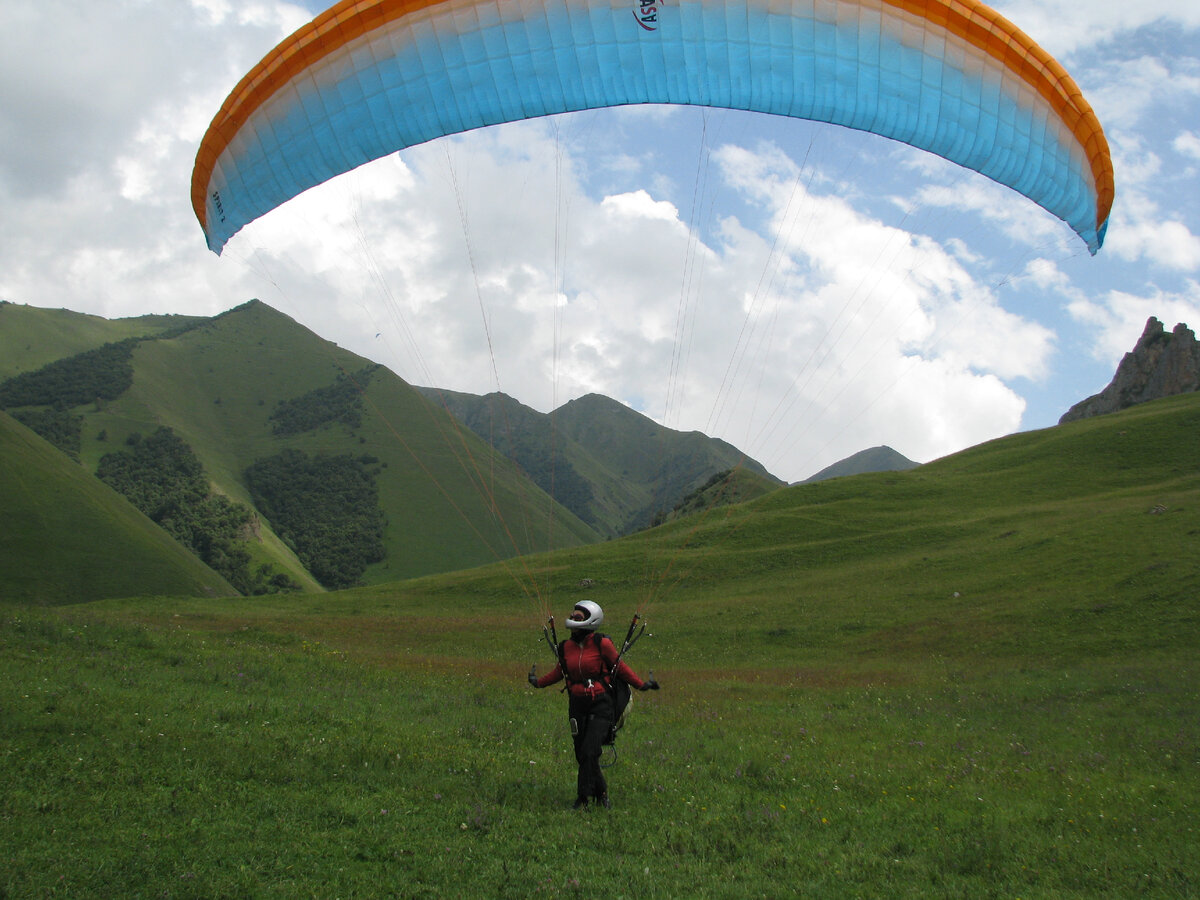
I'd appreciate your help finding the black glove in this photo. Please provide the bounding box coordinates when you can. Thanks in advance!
[639,679,659,691]
[528,665,539,688]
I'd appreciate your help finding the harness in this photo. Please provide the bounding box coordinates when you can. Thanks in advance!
[559,632,614,693]
[558,632,632,746]
[539,614,647,758]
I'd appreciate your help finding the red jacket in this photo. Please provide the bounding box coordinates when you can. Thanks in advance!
[536,632,646,698]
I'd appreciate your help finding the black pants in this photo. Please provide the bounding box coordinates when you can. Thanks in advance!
[568,692,613,801]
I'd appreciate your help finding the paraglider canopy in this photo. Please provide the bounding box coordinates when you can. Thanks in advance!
[192,0,1113,256]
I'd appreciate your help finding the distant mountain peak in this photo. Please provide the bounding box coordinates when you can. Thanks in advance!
[802,445,918,483]
[1060,317,1200,424]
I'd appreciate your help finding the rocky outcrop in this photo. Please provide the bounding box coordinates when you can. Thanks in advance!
[1060,317,1200,423]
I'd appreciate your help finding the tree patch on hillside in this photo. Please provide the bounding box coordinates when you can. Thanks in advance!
[97,427,299,595]
[490,433,595,525]
[434,393,597,526]
[0,339,138,408]
[244,449,386,589]
[9,407,83,459]
[269,365,380,436]
[651,469,734,526]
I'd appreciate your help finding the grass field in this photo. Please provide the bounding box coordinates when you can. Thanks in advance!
[3,395,1198,897]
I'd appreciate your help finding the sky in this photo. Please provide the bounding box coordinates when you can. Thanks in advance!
[2,1,1199,483]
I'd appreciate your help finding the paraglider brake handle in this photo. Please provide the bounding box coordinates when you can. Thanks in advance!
[621,613,646,654]
[543,615,564,664]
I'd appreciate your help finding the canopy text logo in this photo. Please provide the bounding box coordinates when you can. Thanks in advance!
[633,0,659,31]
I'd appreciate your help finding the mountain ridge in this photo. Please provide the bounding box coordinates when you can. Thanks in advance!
[0,300,596,595]
[418,387,785,537]
[4,300,800,598]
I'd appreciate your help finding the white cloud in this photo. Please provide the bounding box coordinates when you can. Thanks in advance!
[991,1,1200,57]
[915,180,1075,255]
[1109,134,1163,194]
[1095,94,1200,271]
[0,0,300,199]
[1174,131,1200,161]
[1020,258,1073,293]
[602,190,681,224]
[1085,56,1200,136]
[1105,190,1200,272]
[1068,283,1200,364]
[0,0,315,326]
[698,142,1054,470]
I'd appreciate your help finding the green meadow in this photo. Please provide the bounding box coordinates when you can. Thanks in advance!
[3,395,1198,897]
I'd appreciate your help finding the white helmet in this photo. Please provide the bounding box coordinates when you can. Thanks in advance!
[565,600,604,630]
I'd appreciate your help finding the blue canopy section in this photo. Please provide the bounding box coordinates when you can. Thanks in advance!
[198,0,1106,254]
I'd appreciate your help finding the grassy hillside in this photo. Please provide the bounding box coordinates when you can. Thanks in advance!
[245,390,1195,671]
[0,300,202,380]
[2,394,1196,896]
[1,300,596,593]
[0,412,235,603]
[103,301,598,582]
[657,465,781,524]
